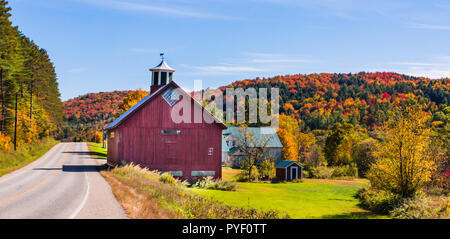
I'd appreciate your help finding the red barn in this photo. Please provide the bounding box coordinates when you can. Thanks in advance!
[105,58,226,181]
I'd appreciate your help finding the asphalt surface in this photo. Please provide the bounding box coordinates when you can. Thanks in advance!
[0,142,127,219]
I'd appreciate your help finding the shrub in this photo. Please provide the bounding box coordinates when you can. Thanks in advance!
[258,159,275,180]
[194,176,237,191]
[309,166,333,179]
[356,188,401,214]
[390,196,446,219]
[237,165,259,182]
[159,173,176,185]
[331,164,358,178]
[292,179,303,183]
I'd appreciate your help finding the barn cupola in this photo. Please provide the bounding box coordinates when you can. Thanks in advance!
[150,53,176,94]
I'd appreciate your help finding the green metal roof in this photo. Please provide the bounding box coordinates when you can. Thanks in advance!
[222,137,229,152]
[275,161,303,168]
[222,126,283,148]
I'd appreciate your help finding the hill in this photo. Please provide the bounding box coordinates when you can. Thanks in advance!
[61,72,449,140]
[62,91,131,141]
[220,72,449,130]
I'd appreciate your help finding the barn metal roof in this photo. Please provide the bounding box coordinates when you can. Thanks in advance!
[222,126,283,148]
[104,81,226,130]
[222,137,229,152]
[275,161,303,168]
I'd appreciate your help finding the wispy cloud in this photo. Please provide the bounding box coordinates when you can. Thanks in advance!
[383,57,450,79]
[185,52,320,75]
[77,0,242,20]
[409,23,450,30]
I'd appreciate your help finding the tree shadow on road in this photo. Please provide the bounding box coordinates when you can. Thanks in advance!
[33,164,107,172]
[63,151,107,160]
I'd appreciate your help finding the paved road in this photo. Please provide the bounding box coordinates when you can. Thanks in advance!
[0,142,127,219]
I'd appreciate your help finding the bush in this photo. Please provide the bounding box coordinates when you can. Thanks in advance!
[390,196,446,219]
[331,164,358,178]
[237,165,259,182]
[309,166,333,179]
[292,179,303,183]
[159,173,176,185]
[356,188,401,214]
[194,176,237,191]
[258,159,275,180]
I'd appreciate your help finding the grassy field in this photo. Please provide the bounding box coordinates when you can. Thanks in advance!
[0,138,59,177]
[192,168,387,219]
[88,143,386,219]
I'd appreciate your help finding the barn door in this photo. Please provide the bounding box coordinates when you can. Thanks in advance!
[165,139,177,163]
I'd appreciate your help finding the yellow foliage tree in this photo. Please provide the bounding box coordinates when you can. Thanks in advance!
[117,89,148,116]
[368,105,435,198]
[278,115,299,161]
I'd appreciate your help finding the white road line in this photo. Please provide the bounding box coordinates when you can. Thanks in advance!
[69,170,90,219]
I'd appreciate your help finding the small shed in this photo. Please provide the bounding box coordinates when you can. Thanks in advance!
[275,161,303,181]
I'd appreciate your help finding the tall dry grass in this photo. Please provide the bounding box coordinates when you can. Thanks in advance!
[101,163,288,219]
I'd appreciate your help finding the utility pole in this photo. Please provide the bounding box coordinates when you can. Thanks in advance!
[102,114,106,148]
[13,91,18,151]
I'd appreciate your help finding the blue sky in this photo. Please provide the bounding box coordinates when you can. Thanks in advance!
[8,0,450,100]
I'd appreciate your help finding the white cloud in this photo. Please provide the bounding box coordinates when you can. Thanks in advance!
[409,23,450,30]
[185,52,320,76]
[77,0,242,19]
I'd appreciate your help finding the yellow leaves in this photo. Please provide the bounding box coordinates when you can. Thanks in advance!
[368,105,435,197]
[0,133,11,151]
[118,89,148,115]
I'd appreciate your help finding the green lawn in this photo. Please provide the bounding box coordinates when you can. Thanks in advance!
[192,168,387,219]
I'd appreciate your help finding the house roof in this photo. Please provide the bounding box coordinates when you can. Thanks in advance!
[105,81,226,130]
[275,161,303,168]
[150,60,175,72]
[222,126,283,148]
[222,137,229,152]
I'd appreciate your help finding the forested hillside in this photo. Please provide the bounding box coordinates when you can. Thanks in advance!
[0,1,62,150]
[221,72,449,131]
[62,91,130,141]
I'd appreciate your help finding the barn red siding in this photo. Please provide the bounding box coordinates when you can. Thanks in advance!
[107,88,223,180]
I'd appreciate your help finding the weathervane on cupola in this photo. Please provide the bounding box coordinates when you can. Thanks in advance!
[150,53,176,94]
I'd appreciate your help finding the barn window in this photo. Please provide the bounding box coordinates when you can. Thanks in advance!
[110,132,115,138]
[162,87,181,106]
[208,147,214,156]
[153,72,159,85]
[161,72,167,85]
[162,129,181,135]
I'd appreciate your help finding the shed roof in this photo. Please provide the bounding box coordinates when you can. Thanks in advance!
[105,81,226,130]
[222,126,283,148]
[275,161,303,168]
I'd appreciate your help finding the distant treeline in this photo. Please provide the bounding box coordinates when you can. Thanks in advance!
[0,1,62,150]
[221,72,449,131]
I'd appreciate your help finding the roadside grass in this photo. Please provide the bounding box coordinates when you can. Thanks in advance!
[0,138,59,177]
[100,164,288,219]
[191,168,388,219]
[87,143,285,219]
[86,142,107,160]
